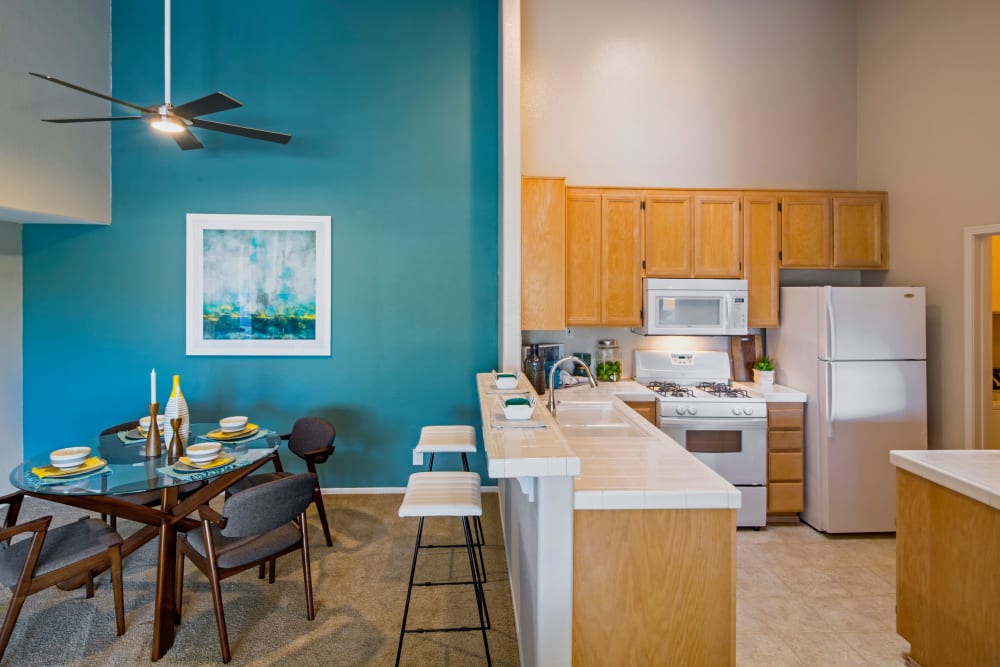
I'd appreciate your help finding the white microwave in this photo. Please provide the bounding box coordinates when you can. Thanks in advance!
[636,279,749,336]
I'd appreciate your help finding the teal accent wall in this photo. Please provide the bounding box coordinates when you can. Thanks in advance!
[21,0,499,486]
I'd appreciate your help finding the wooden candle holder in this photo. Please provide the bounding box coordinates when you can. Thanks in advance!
[167,417,184,461]
[143,402,162,458]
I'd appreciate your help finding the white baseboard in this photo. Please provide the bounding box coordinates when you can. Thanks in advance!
[320,486,499,495]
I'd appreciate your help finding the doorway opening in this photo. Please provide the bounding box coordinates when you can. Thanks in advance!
[963,225,1000,449]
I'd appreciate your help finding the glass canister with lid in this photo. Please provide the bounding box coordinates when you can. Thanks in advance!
[595,339,622,382]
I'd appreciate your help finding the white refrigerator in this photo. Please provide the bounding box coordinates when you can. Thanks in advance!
[769,286,928,533]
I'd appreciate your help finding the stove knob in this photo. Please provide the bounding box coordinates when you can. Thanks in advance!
[687,407,698,416]
[675,406,685,415]
[732,407,742,416]
[743,408,753,416]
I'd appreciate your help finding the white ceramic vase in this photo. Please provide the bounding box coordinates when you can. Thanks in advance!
[162,375,191,447]
[753,369,775,385]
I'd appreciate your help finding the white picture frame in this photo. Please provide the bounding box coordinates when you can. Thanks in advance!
[186,213,331,356]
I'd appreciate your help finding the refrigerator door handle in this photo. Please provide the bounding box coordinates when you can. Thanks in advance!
[826,363,835,438]
[824,286,835,360]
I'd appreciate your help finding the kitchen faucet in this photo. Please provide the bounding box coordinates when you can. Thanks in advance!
[547,356,599,415]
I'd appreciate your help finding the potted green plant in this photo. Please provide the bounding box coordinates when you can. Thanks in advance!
[752,356,775,385]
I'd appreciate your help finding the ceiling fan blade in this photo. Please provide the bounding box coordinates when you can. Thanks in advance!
[190,118,291,144]
[172,92,242,119]
[172,128,204,150]
[42,116,144,123]
[30,72,151,113]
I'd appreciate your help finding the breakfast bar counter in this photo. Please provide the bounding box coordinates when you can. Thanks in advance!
[890,450,1000,667]
[477,373,737,667]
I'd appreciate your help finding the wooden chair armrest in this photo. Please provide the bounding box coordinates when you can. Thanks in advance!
[0,492,25,530]
[0,516,51,543]
[196,505,228,528]
[279,433,292,441]
[0,491,26,507]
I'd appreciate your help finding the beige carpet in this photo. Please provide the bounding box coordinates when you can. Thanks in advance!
[0,494,518,666]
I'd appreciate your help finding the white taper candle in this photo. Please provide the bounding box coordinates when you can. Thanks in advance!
[151,368,157,404]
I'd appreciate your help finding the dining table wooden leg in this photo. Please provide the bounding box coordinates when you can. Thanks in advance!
[151,519,178,661]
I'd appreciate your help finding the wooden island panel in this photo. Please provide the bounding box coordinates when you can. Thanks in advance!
[573,508,735,667]
[896,468,1000,667]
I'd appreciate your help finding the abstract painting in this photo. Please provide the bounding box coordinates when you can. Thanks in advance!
[186,214,331,356]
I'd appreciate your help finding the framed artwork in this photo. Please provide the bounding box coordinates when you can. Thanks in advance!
[186,213,331,356]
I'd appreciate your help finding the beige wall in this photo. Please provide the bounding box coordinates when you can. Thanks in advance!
[0,0,110,225]
[857,0,1000,448]
[521,0,858,188]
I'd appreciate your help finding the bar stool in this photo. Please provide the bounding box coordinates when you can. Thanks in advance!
[413,425,487,580]
[396,471,491,667]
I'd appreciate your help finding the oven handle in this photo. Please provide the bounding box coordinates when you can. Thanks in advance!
[659,417,767,431]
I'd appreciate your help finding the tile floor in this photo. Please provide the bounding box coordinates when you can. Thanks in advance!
[737,522,910,666]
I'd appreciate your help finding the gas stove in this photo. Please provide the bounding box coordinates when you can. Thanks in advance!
[635,349,768,528]
[636,351,765,418]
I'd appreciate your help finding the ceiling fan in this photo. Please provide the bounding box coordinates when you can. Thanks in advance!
[30,0,291,150]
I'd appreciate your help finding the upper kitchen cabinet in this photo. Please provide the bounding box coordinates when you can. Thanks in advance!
[566,188,642,327]
[521,177,566,330]
[744,194,780,328]
[779,192,888,270]
[644,191,742,278]
[779,194,831,268]
[832,194,887,268]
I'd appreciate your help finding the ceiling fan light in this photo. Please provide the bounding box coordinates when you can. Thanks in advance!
[150,116,184,133]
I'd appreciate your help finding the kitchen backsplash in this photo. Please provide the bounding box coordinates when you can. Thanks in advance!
[521,329,752,379]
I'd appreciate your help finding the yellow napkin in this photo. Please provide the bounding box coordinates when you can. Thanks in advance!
[31,456,106,479]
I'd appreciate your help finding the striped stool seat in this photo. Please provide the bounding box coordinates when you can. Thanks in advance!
[396,471,491,667]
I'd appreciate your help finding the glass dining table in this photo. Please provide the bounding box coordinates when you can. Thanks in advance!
[8,423,283,662]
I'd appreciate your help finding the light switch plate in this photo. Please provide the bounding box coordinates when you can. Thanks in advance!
[412,450,424,466]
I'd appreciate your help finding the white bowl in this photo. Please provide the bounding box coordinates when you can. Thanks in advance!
[50,446,91,469]
[219,416,249,433]
[492,370,521,390]
[139,415,166,432]
[186,442,222,463]
[499,395,536,421]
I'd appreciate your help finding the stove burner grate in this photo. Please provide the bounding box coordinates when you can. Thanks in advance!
[646,381,695,398]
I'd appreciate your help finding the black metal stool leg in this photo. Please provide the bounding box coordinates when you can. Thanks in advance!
[461,453,488,583]
[463,516,492,667]
[395,517,425,667]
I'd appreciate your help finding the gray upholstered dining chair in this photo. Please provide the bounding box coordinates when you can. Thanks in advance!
[0,492,126,662]
[228,417,336,547]
[175,473,317,664]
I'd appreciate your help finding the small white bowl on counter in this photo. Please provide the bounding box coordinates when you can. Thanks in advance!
[186,442,222,464]
[218,416,248,433]
[139,415,166,432]
[492,370,521,390]
[498,394,536,420]
[49,446,91,469]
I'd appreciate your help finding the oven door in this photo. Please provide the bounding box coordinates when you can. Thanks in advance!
[658,417,767,484]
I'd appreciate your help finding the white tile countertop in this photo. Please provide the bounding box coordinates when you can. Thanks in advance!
[891,450,1000,510]
[734,382,807,402]
[477,373,740,511]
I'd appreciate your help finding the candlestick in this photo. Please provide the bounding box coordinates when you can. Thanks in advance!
[150,368,157,405]
[143,402,162,458]
[166,417,183,461]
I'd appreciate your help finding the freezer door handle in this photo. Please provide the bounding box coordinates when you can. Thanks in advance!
[826,363,835,438]
[824,285,835,360]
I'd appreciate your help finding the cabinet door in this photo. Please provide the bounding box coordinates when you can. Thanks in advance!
[993,237,1000,313]
[833,194,887,269]
[744,194,779,328]
[693,193,742,277]
[521,177,566,330]
[780,195,831,268]
[643,192,692,277]
[602,192,643,326]
[566,190,603,326]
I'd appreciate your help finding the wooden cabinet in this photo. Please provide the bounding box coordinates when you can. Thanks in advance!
[743,194,779,328]
[624,400,656,425]
[566,189,642,327]
[779,195,831,268]
[993,236,1000,312]
[521,177,566,330]
[779,192,887,270]
[766,403,804,515]
[644,191,742,278]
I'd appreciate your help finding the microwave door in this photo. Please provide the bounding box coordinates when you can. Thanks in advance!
[650,291,726,334]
